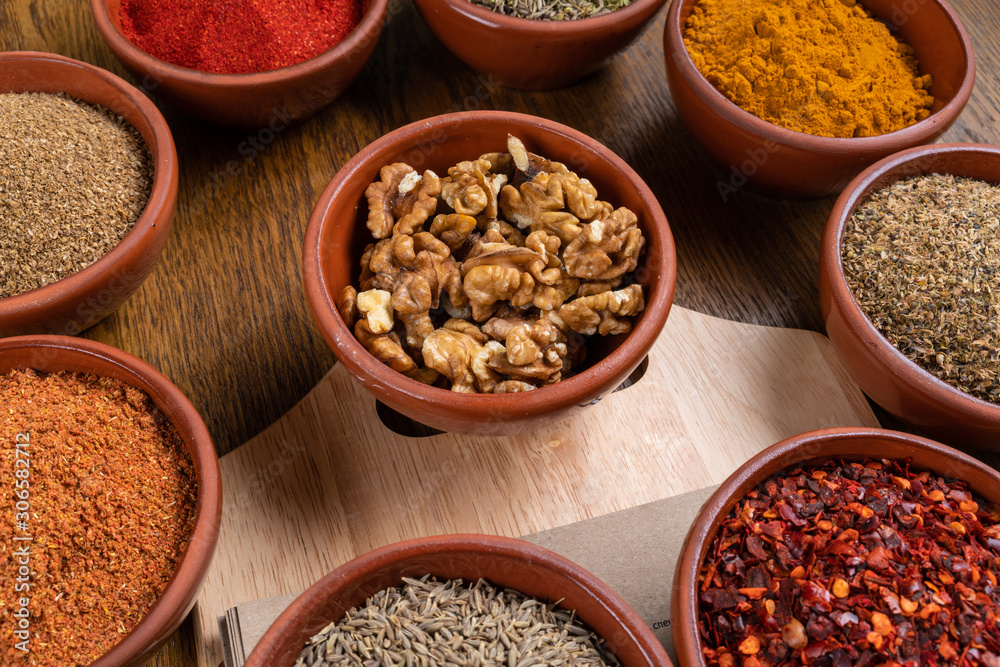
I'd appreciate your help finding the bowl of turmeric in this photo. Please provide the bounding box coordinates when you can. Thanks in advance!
[663,0,975,198]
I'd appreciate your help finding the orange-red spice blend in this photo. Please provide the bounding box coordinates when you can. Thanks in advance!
[120,0,366,75]
[0,369,197,666]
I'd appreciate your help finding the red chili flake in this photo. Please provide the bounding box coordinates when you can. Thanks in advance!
[0,369,197,666]
[119,0,365,75]
[697,458,1000,667]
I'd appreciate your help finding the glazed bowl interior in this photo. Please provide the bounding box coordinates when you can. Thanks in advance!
[671,427,1000,667]
[90,0,390,127]
[0,51,177,337]
[663,0,975,197]
[303,111,676,433]
[820,143,1000,451]
[0,336,221,667]
[245,535,673,667]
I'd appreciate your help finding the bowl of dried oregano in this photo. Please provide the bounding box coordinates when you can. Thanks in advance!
[820,143,1000,453]
[413,0,668,90]
[244,534,674,667]
[302,110,677,435]
[0,51,178,337]
[664,0,975,198]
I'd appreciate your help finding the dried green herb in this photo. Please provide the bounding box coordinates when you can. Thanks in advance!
[842,173,1000,404]
[295,575,620,666]
[467,0,632,20]
[0,92,153,299]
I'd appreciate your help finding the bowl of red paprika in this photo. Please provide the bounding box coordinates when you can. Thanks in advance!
[89,0,390,128]
[0,334,222,667]
[672,427,1000,667]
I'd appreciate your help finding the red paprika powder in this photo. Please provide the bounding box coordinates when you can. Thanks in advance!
[120,0,365,75]
[1,369,197,666]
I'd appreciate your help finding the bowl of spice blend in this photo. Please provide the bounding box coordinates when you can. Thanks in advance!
[90,0,389,128]
[672,427,1000,667]
[413,0,667,89]
[0,334,222,667]
[0,51,177,337]
[245,534,674,667]
[303,110,676,435]
[663,0,975,198]
[820,143,1000,453]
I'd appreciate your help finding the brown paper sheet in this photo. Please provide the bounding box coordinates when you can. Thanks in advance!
[218,485,718,667]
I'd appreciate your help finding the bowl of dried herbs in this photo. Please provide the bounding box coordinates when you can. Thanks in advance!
[673,427,1000,667]
[0,334,222,667]
[820,143,1000,452]
[412,0,667,89]
[0,51,178,337]
[244,534,674,667]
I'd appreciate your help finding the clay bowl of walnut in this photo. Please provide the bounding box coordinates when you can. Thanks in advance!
[303,110,676,435]
[672,427,1000,667]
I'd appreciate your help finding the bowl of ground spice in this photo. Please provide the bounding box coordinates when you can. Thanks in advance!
[303,110,676,434]
[0,334,222,666]
[673,426,1000,667]
[89,0,389,128]
[245,534,674,667]
[413,0,667,89]
[0,51,177,337]
[663,0,975,198]
[820,143,1000,453]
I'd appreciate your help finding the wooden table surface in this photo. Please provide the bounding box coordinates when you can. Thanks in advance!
[2,0,999,664]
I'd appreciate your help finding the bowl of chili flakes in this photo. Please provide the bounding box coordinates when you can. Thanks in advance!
[672,426,1000,667]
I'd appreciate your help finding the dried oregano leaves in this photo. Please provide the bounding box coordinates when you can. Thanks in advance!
[0,92,153,299]
[295,575,619,666]
[842,173,1000,404]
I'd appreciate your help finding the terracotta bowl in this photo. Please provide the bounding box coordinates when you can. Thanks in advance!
[819,143,1000,452]
[0,51,177,337]
[89,0,389,128]
[302,110,676,435]
[245,534,674,667]
[672,426,1000,666]
[663,0,975,198]
[413,0,668,90]
[0,335,222,667]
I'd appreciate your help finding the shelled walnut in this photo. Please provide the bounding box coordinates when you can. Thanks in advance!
[340,135,648,394]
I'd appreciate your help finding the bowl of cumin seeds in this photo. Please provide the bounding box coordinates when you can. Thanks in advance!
[0,51,177,337]
[820,143,1000,452]
[244,535,674,667]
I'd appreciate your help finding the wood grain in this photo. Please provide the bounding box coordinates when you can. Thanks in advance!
[195,306,879,667]
[1,0,999,665]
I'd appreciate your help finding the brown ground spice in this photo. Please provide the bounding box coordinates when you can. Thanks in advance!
[0,92,153,299]
[0,369,197,666]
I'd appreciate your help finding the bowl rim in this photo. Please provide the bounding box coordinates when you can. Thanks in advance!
[0,50,177,326]
[244,533,674,667]
[302,109,677,422]
[821,142,1000,420]
[663,0,976,148]
[89,0,392,84]
[0,334,222,667]
[670,426,1000,667]
[418,0,669,34]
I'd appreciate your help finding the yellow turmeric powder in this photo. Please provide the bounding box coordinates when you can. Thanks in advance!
[683,0,935,138]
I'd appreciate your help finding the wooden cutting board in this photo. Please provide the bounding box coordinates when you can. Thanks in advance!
[192,306,879,667]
